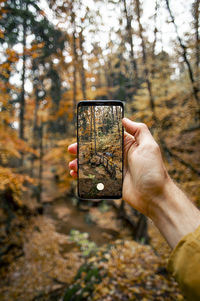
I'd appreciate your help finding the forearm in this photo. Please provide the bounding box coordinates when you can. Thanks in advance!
[151,178,200,249]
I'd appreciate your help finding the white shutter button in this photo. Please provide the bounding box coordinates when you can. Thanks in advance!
[97,183,104,191]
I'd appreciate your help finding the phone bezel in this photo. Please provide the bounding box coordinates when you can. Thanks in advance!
[77,100,124,201]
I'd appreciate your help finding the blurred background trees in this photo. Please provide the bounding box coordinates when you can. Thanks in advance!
[0,0,199,300]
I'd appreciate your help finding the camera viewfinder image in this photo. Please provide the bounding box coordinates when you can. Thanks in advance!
[78,105,123,198]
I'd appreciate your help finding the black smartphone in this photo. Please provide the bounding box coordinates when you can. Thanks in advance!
[77,100,124,200]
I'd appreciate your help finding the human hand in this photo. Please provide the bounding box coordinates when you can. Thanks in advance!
[122,119,200,249]
[122,118,170,218]
[68,118,200,248]
[68,118,169,218]
[68,143,78,178]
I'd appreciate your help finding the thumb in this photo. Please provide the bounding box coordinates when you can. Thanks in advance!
[122,118,152,145]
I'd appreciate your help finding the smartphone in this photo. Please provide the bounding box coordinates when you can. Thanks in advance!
[77,100,124,200]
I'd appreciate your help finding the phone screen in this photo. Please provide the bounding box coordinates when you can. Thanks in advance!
[77,101,123,199]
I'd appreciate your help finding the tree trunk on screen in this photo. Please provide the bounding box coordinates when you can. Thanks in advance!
[111,106,114,124]
[116,106,121,139]
[90,106,93,150]
[93,106,97,154]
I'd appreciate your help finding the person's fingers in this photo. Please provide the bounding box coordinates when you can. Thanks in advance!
[68,144,77,178]
[69,159,78,172]
[68,143,77,154]
[70,170,77,178]
[124,132,136,153]
[123,132,136,174]
[122,118,153,145]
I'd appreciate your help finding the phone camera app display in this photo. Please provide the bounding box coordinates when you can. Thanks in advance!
[78,104,123,199]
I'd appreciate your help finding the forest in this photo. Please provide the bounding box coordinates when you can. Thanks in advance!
[0,0,199,300]
[78,104,123,198]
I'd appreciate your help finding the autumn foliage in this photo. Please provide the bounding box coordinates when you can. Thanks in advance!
[0,0,199,300]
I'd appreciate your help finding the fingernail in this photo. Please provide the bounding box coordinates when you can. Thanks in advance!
[122,117,128,122]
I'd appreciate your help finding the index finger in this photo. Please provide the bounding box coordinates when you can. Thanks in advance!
[68,143,77,154]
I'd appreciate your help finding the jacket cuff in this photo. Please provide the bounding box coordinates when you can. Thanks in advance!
[168,225,200,301]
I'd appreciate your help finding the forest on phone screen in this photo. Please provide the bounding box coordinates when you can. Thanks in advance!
[0,0,199,300]
[78,105,122,198]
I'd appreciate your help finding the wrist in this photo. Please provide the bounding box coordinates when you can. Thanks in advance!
[149,176,175,223]
[150,178,200,248]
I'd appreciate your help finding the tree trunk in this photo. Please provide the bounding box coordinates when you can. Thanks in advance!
[19,13,26,141]
[37,123,43,203]
[72,31,77,125]
[165,0,200,119]
[194,0,199,80]
[93,106,97,154]
[135,0,157,123]
[90,106,93,151]
[30,84,39,177]
[123,0,138,80]
[79,29,87,100]
[152,0,158,59]
[151,0,158,79]
[116,106,121,139]
[107,59,113,87]
[134,214,149,243]
[111,106,114,124]
[19,17,27,166]
[112,200,149,244]
[71,7,78,126]
[96,69,102,88]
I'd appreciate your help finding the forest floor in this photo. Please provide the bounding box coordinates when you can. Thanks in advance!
[0,161,185,301]
[79,161,122,197]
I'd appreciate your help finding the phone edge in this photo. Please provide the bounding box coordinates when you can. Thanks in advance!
[77,100,124,200]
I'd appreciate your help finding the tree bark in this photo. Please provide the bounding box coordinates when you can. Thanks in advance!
[72,31,77,125]
[71,6,78,126]
[165,0,200,118]
[79,29,87,100]
[37,123,43,203]
[30,83,40,177]
[116,106,121,139]
[93,106,97,154]
[110,200,149,243]
[135,0,157,123]
[193,0,199,80]
[111,106,114,124]
[134,214,149,243]
[123,0,138,80]
[19,17,26,141]
[90,106,93,151]
[152,0,158,59]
